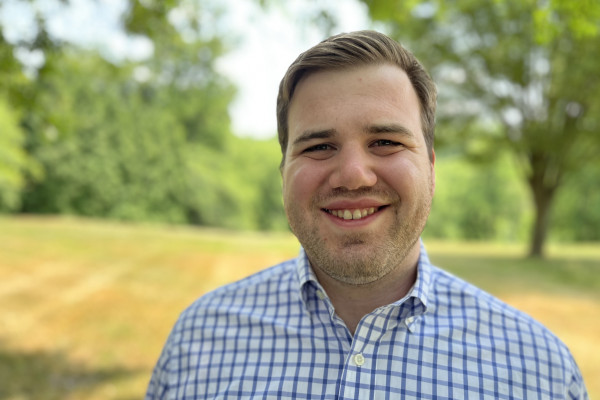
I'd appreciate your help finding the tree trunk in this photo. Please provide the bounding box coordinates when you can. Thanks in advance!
[527,158,559,258]
[528,185,555,258]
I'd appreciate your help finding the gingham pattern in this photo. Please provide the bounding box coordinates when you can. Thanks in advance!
[146,244,588,399]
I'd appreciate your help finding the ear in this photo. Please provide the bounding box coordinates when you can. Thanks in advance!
[430,149,436,196]
[280,162,287,206]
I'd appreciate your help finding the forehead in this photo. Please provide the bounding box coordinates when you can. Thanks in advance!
[288,64,422,140]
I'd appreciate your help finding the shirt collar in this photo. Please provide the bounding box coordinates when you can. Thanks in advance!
[411,240,433,311]
[296,240,433,316]
[296,248,326,310]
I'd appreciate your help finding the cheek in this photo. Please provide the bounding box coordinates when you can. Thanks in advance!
[283,163,326,204]
[378,159,431,195]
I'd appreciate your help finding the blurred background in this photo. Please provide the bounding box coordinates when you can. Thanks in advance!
[0,0,598,399]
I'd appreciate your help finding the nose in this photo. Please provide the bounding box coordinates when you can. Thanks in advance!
[328,146,377,190]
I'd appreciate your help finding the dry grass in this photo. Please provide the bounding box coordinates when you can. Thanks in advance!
[0,216,598,399]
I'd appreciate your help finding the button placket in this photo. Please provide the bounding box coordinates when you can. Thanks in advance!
[347,313,381,369]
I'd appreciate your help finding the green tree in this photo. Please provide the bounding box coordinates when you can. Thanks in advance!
[0,97,30,211]
[552,166,600,241]
[1,0,296,231]
[184,137,287,231]
[1,0,252,226]
[19,51,190,222]
[362,0,600,256]
[426,153,531,242]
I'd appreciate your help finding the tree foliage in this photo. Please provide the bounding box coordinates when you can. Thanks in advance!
[427,153,531,242]
[20,51,188,222]
[0,96,30,211]
[361,0,600,256]
[0,0,286,230]
[2,0,598,240]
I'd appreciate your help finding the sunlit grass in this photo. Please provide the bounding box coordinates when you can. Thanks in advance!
[426,239,600,295]
[1,216,598,399]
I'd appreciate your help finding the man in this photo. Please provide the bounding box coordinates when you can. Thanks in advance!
[146,30,587,399]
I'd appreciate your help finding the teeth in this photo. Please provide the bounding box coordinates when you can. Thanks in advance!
[328,207,378,220]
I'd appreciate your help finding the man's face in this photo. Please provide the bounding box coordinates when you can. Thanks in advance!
[281,64,435,286]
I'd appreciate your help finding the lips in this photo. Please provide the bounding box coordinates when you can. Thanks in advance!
[321,194,390,222]
[324,207,378,220]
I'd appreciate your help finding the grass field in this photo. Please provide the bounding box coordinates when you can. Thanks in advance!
[1,216,598,399]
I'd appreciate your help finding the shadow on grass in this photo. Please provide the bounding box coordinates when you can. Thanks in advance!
[429,252,600,296]
[0,345,139,400]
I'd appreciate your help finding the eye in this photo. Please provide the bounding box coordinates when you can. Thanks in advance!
[370,139,406,156]
[301,143,336,160]
[371,139,403,147]
[303,143,334,153]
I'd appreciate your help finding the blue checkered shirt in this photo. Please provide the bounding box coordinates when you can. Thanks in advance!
[146,244,588,399]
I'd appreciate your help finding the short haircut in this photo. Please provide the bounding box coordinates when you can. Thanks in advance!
[276,30,437,166]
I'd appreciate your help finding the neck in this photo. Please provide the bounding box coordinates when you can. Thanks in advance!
[313,247,420,335]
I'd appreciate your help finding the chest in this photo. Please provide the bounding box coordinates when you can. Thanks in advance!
[171,311,558,400]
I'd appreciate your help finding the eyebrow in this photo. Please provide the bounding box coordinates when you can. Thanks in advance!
[291,123,416,146]
[366,123,416,139]
[292,129,337,146]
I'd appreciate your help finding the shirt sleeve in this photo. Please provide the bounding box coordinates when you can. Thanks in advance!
[145,337,174,400]
[567,362,589,400]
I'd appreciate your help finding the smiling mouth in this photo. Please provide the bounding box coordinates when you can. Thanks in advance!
[323,206,387,220]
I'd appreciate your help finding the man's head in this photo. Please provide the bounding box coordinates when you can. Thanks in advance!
[278,31,437,288]
[277,30,437,168]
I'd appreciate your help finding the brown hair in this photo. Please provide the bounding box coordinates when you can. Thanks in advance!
[276,30,437,166]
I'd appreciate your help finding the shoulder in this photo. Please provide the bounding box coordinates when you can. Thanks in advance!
[414,257,588,398]
[428,265,554,334]
[153,258,300,368]
[427,265,578,364]
[171,257,299,332]
[145,257,302,398]
[195,257,298,303]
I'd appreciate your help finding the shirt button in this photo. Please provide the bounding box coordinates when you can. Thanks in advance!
[406,316,415,325]
[353,353,365,366]
[316,290,326,300]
